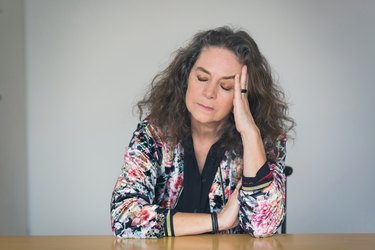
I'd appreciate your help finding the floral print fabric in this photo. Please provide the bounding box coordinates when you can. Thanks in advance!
[110,119,286,238]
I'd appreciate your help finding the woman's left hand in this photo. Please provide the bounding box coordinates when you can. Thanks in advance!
[233,65,258,136]
[233,65,267,177]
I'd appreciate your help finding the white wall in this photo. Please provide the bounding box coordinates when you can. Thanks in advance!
[0,0,27,235]
[19,0,375,235]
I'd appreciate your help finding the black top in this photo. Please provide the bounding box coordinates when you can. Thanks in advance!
[174,136,225,214]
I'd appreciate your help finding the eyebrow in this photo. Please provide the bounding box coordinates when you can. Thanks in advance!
[195,67,236,80]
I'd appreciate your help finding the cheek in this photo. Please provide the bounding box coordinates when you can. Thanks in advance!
[185,83,192,101]
[185,79,201,100]
[221,95,234,113]
[185,81,195,110]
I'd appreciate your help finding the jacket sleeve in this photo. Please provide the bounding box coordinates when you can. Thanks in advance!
[110,121,168,238]
[238,137,287,237]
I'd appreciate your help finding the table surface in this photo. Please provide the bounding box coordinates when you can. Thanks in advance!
[0,234,374,250]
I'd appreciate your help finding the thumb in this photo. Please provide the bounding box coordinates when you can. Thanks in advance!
[236,180,242,190]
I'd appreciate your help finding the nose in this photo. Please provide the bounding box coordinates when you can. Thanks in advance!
[202,81,217,99]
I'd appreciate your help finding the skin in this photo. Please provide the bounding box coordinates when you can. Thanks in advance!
[174,46,267,236]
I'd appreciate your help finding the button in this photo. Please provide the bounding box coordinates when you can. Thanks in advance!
[202,178,206,183]
[193,209,198,213]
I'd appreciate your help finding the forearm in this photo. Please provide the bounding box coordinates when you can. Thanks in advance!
[238,138,288,237]
[173,212,213,236]
[239,180,285,237]
[173,211,238,236]
[112,203,167,238]
[241,127,267,177]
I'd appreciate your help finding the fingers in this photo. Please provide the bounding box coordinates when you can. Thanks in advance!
[226,181,241,206]
[234,65,247,102]
[241,65,248,91]
[234,73,241,101]
[240,66,248,100]
[217,179,243,230]
[236,179,242,190]
[232,180,242,203]
[233,65,253,134]
[234,65,248,99]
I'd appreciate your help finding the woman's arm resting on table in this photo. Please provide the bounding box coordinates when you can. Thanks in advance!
[238,137,287,237]
[111,121,168,238]
[232,66,286,237]
[173,183,241,236]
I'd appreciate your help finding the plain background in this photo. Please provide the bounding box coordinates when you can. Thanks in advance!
[1,0,374,235]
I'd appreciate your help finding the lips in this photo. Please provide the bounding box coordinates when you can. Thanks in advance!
[197,103,214,111]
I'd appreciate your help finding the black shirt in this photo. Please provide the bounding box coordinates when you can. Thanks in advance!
[174,136,225,214]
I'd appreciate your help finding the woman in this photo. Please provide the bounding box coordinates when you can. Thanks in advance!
[110,26,295,238]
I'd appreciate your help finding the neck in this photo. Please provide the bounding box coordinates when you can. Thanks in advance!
[190,120,223,144]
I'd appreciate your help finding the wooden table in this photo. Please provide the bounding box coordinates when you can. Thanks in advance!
[0,234,374,250]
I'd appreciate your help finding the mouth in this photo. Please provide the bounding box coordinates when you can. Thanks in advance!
[197,103,214,111]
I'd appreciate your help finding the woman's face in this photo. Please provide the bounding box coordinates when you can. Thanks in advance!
[185,46,243,129]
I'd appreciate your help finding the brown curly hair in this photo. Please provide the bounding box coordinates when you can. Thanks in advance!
[137,26,295,158]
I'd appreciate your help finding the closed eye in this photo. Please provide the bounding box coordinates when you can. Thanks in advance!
[197,76,208,82]
[220,82,233,91]
[221,86,233,91]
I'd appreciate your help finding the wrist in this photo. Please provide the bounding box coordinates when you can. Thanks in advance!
[240,125,261,142]
[241,124,266,177]
[216,211,226,231]
[211,212,219,233]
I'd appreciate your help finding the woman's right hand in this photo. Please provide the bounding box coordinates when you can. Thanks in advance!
[217,181,241,231]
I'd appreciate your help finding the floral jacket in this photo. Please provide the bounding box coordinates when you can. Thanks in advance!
[110,119,287,238]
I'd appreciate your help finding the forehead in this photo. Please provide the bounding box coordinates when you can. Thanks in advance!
[194,47,242,74]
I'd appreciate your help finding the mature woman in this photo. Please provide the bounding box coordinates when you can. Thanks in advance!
[110,26,295,238]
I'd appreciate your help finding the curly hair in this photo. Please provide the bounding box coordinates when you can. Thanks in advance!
[137,26,295,159]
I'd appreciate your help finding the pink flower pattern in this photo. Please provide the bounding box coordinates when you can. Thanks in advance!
[111,120,287,238]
